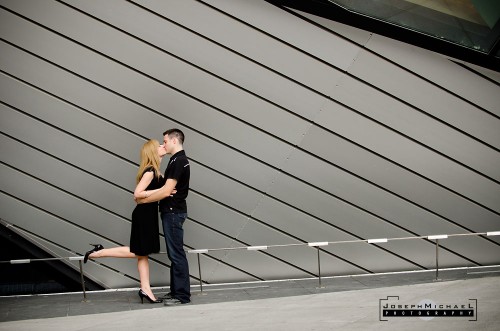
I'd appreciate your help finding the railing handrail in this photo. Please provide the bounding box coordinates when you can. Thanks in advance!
[2,230,498,264]
[2,217,499,300]
[186,231,500,253]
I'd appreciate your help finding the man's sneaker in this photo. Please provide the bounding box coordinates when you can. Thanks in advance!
[164,298,190,306]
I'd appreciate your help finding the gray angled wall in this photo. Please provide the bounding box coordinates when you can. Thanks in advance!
[1,0,499,289]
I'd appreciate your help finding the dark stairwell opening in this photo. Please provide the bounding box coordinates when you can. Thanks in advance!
[0,224,103,296]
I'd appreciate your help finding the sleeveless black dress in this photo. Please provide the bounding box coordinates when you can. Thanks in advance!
[129,168,162,256]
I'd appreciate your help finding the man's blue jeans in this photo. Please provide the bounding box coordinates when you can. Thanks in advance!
[161,212,190,303]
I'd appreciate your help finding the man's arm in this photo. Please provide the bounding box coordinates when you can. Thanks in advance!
[136,178,177,204]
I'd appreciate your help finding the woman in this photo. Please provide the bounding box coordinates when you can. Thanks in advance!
[83,139,167,304]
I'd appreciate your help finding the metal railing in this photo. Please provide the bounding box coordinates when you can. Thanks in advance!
[1,255,89,300]
[2,225,500,300]
[187,231,500,291]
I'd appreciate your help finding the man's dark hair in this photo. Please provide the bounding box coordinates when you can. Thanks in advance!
[163,128,185,145]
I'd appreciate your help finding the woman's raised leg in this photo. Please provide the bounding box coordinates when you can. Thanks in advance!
[89,246,136,259]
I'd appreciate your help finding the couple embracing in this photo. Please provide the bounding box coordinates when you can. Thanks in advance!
[84,129,191,306]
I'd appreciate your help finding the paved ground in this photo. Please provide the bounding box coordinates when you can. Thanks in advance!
[1,267,499,330]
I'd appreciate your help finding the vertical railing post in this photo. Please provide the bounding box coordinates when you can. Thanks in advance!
[308,242,328,288]
[316,247,323,288]
[427,235,447,281]
[435,239,440,281]
[78,260,88,302]
[197,253,204,295]
[190,249,208,295]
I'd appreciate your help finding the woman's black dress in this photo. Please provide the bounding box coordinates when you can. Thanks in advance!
[129,168,162,256]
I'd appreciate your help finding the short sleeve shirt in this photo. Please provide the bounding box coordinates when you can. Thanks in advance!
[159,150,190,213]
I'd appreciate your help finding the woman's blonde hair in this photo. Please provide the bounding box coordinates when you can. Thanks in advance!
[136,139,161,184]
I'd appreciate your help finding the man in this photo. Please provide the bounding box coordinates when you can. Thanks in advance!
[137,128,191,305]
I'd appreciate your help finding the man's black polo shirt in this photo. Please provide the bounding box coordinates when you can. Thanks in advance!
[159,150,190,213]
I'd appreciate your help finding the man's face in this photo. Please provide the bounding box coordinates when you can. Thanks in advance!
[163,134,173,154]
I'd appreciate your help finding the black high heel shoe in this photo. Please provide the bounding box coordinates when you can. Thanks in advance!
[138,289,162,304]
[83,244,104,263]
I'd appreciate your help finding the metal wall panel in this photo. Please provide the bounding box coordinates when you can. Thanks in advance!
[306,112,500,213]
[348,49,500,149]
[262,177,473,269]
[0,42,170,157]
[0,104,134,189]
[190,163,265,215]
[251,198,418,272]
[291,10,373,46]
[64,0,326,121]
[323,83,500,184]
[221,249,311,280]
[187,194,251,240]
[266,171,498,249]
[7,0,311,144]
[235,221,363,276]
[1,164,132,244]
[0,73,142,168]
[0,7,295,167]
[1,136,132,220]
[199,252,261,283]
[365,34,500,114]
[134,0,346,96]
[185,220,310,280]
[181,221,259,283]
[463,63,500,83]
[204,0,362,71]
[298,124,500,230]
[280,149,500,261]
[0,42,280,195]
[1,0,499,289]
[1,42,281,195]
